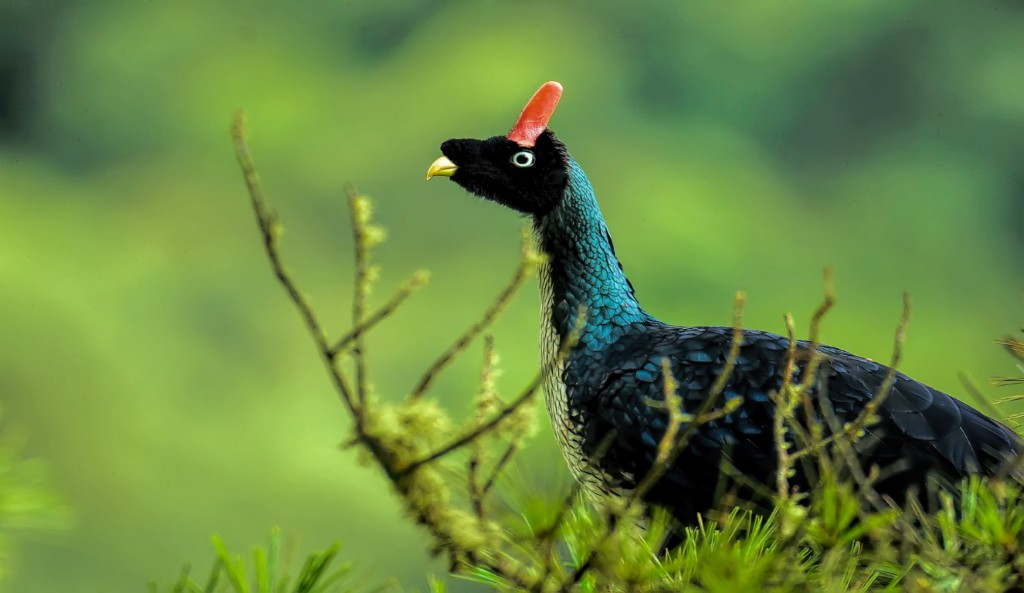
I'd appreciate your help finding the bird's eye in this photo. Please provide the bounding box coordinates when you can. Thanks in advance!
[511,150,536,168]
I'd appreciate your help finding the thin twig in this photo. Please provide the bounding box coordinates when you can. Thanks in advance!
[798,268,836,393]
[650,358,683,467]
[807,269,836,348]
[468,335,498,520]
[774,314,800,500]
[528,466,595,593]
[409,242,537,399]
[790,292,911,463]
[782,313,798,387]
[631,290,746,503]
[231,111,359,417]
[467,454,485,521]
[817,381,888,514]
[773,274,837,502]
[401,309,584,476]
[482,443,518,495]
[403,371,542,474]
[543,434,616,592]
[347,185,371,405]
[330,270,429,357]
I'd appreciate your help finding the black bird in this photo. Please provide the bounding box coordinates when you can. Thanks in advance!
[426,81,1022,520]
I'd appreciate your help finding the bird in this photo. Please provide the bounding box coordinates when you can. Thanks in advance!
[425,81,1023,522]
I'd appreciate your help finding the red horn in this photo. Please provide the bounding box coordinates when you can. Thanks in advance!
[507,81,563,147]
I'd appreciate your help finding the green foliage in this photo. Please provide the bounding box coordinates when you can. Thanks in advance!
[153,530,373,593]
[155,128,1024,592]
[170,478,1024,592]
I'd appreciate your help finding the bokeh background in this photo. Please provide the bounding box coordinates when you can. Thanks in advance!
[1,0,1022,590]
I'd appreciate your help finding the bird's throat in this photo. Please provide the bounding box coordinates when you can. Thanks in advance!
[533,160,647,351]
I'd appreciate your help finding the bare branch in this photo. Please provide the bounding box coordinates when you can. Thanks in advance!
[409,234,541,399]
[790,292,911,463]
[330,270,430,357]
[807,268,836,348]
[468,334,498,520]
[231,111,359,417]
[481,442,518,496]
[401,310,583,475]
[347,185,372,405]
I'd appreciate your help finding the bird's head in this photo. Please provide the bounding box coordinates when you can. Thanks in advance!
[426,81,570,217]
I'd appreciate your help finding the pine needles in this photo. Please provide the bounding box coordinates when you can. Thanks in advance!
[152,530,366,593]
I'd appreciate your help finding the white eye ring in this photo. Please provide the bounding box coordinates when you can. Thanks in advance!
[511,150,536,168]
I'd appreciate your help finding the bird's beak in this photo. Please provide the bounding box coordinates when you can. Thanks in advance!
[426,156,457,180]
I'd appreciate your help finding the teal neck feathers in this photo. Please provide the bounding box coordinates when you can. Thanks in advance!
[534,159,649,351]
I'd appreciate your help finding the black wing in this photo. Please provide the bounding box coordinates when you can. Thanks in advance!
[570,325,1022,518]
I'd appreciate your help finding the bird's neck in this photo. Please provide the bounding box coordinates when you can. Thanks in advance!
[533,159,648,348]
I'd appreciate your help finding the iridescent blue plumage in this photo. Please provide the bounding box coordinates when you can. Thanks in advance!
[530,156,1022,518]
[536,160,649,339]
[430,87,1023,523]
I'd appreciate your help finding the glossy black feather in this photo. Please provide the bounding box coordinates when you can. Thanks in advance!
[565,324,1022,517]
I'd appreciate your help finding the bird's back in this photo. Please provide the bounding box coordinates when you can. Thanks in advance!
[555,322,1022,519]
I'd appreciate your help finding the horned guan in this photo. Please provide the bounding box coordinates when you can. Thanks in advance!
[426,81,1022,521]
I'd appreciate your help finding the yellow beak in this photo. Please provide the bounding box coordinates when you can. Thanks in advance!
[426,156,457,180]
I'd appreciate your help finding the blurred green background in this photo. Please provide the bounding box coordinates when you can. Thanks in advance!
[1,0,1022,590]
